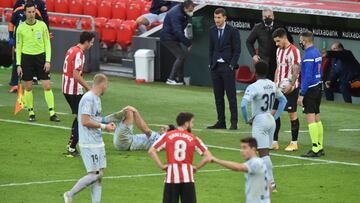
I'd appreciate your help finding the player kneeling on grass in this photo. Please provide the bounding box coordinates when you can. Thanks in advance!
[209,137,272,203]
[63,74,116,203]
[148,112,212,203]
[101,105,176,151]
[240,60,287,192]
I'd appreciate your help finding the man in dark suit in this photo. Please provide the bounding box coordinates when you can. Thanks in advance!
[208,8,241,130]
[246,8,293,81]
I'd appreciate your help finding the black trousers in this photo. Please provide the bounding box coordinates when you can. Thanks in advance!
[211,63,238,125]
[162,40,187,82]
[163,183,196,203]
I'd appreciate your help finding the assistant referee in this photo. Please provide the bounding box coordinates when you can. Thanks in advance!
[16,1,60,122]
[297,31,324,157]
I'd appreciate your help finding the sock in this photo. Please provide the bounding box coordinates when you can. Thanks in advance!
[262,156,274,184]
[291,141,298,144]
[69,117,79,149]
[138,25,147,33]
[308,123,319,153]
[102,110,125,123]
[91,179,102,203]
[68,173,101,197]
[24,90,34,116]
[317,121,324,150]
[274,118,281,141]
[291,119,300,141]
[44,90,55,116]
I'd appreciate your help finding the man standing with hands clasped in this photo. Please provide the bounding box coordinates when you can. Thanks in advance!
[208,8,241,130]
[297,31,324,158]
[16,1,60,122]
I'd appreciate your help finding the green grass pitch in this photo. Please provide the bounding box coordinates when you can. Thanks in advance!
[0,69,359,203]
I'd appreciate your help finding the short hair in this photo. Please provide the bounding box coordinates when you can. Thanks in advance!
[24,1,35,11]
[332,42,344,50]
[167,124,176,131]
[262,8,273,14]
[299,31,314,42]
[214,8,227,17]
[176,112,194,126]
[272,28,287,39]
[93,73,107,86]
[255,60,269,77]
[80,31,95,44]
[240,137,258,149]
[183,0,195,8]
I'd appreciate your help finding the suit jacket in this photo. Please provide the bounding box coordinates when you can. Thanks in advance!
[209,24,241,69]
[327,50,360,83]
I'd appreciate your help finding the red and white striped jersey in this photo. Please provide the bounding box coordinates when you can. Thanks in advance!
[275,44,301,88]
[62,45,85,95]
[152,129,208,184]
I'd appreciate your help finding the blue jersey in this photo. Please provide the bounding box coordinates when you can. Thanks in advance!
[300,46,322,96]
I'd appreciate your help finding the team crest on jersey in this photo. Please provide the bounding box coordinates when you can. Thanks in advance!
[36,31,42,40]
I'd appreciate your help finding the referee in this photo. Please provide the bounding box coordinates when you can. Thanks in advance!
[16,1,60,122]
[297,31,324,157]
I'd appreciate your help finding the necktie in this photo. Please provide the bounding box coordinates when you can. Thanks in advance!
[218,28,223,46]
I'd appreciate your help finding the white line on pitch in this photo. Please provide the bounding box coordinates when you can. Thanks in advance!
[339,129,360,132]
[0,162,329,188]
[1,119,359,167]
[55,112,70,115]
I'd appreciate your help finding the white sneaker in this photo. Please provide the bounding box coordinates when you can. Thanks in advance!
[63,192,72,203]
[166,79,184,86]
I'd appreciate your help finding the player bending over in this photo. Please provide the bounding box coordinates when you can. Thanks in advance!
[102,106,175,151]
[210,137,271,203]
[240,61,287,192]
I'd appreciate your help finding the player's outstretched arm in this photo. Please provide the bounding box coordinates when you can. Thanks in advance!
[213,157,248,172]
[82,114,116,132]
[193,150,212,173]
[148,147,167,171]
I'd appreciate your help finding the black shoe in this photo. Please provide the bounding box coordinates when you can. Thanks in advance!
[50,114,60,122]
[318,149,325,156]
[28,115,36,122]
[301,150,320,158]
[64,150,80,158]
[207,122,226,129]
[229,125,237,130]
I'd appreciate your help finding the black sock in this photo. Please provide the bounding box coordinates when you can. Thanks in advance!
[291,119,300,141]
[274,118,281,141]
[69,117,79,149]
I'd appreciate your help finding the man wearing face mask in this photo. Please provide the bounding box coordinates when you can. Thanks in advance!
[246,8,293,81]
[160,0,194,85]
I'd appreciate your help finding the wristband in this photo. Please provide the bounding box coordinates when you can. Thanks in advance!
[100,123,106,130]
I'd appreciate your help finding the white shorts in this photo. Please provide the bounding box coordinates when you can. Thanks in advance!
[80,146,106,173]
[142,12,167,24]
[252,113,276,149]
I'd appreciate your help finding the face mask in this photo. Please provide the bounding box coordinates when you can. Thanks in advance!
[299,42,305,50]
[263,18,273,26]
[186,11,194,17]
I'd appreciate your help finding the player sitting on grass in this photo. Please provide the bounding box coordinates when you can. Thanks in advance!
[102,106,176,151]
[209,137,271,203]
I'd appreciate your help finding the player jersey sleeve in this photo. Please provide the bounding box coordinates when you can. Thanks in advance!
[42,22,51,62]
[290,47,301,65]
[194,137,208,155]
[74,51,83,71]
[79,96,93,116]
[243,84,256,101]
[275,86,284,99]
[152,134,167,151]
[244,158,260,175]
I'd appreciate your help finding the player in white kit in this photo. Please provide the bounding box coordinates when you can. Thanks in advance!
[64,74,116,203]
[240,61,287,191]
[102,106,176,151]
[210,137,271,203]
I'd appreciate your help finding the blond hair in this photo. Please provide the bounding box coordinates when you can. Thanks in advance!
[93,73,107,86]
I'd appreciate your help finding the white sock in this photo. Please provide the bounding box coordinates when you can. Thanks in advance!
[91,179,102,203]
[291,141,298,144]
[68,147,76,152]
[272,141,278,144]
[68,174,100,197]
[262,156,274,184]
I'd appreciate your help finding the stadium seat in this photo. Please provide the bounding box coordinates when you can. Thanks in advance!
[116,20,137,50]
[94,17,108,39]
[102,19,123,47]
[83,0,97,17]
[54,0,69,13]
[0,0,12,8]
[142,1,152,15]
[112,1,127,19]
[60,17,79,29]
[5,10,12,22]
[236,65,256,84]
[98,0,112,19]
[80,18,93,30]
[49,15,63,27]
[43,0,55,12]
[69,0,83,14]
[126,2,142,20]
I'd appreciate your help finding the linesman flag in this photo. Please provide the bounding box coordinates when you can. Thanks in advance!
[14,82,26,115]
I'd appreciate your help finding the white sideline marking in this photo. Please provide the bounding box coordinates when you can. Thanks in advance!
[0,162,329,188]
[207,145,360,167]
[55,112,69,115]
[1,119,360,167]
[339,129,360,132]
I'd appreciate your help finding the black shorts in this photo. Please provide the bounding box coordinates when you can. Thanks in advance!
[163,183,196,203]
[273,88,299,113]
[21,53,50,81]
[64,94,83,114]
[303,84,322,114]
